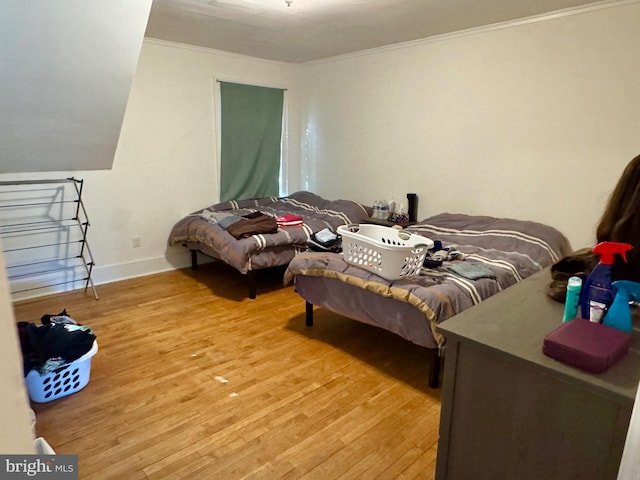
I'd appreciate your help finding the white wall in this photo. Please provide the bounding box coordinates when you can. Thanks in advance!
[0,0,152,173]
[618,378,640,479]
[300,2,640,251]
[0,245,37,453]
[0,40,302,298]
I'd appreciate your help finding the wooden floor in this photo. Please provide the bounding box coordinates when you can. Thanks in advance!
[13,262,441,480]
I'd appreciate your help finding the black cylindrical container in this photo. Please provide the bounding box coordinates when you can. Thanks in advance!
[407,193,418,223]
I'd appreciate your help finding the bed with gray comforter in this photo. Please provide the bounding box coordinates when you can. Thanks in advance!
[284,213,572,387]
[168,191,370,298]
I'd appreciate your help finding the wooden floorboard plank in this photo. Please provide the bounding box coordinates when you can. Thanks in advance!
[375,447,429,480]
[396,444,439,480]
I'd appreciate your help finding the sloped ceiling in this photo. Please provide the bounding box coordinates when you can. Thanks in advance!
[146,0,605,63]
[0,0,152,173]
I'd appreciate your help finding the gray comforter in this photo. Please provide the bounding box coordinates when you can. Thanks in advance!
[285,213,572,347]
[168,191,370,274]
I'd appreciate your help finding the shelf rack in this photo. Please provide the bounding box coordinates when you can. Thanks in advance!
[0,178,98,299]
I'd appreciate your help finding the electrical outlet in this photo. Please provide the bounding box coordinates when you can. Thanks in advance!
[132,235,141,248]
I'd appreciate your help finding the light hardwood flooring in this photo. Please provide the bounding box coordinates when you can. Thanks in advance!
[13,262,441,479]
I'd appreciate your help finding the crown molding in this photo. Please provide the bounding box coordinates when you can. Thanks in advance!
[304,0,639,66]
[143,37,295,67]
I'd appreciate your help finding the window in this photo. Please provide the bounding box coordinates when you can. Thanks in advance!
[218,81,285,202]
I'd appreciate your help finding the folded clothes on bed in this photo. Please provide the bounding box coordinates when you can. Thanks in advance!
[276,214,304,227]
[445,262,496,280]
[227,213,278,239]
[199,210,236,224]
[218,215,242,229]
[277,214,303,222]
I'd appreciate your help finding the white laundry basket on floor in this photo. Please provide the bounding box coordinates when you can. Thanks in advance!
[338,224,433,280]
[25,340,98,403]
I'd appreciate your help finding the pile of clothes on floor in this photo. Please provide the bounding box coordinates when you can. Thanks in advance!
[17,310,96,377]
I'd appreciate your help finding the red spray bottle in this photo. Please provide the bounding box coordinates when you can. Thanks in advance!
[579,242,633,322]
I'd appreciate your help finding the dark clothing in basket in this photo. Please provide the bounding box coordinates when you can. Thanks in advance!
[17,322,96,376]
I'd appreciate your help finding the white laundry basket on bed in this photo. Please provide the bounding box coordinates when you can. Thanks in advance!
[338,224,433,281]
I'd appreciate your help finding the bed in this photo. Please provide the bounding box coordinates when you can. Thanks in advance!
[168,191,370,298]
[284,213,572,387]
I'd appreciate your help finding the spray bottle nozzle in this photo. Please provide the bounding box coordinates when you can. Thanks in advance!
[612,280,640,301]
[592,241,633,264]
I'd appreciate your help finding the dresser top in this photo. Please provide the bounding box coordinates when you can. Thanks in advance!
[437,268,640,404]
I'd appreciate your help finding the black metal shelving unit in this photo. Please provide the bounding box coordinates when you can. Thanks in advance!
[0,178,98,299]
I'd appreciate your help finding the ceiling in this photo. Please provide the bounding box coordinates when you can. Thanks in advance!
[145,0,605,63]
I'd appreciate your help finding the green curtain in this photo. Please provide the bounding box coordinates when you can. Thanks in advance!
[219,82,284,202]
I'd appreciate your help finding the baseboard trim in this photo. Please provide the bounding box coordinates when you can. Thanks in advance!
[10,251,213,301]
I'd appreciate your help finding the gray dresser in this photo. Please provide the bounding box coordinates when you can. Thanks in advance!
[435,268,640,480]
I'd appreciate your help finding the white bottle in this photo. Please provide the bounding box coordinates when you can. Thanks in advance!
[379,200,389,220]
[388,198,396,215]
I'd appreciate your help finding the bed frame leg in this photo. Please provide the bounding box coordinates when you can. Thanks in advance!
[428,348,441,389]
[190,250,198,270]
[248,271,256,300]
[305,301,314,327]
